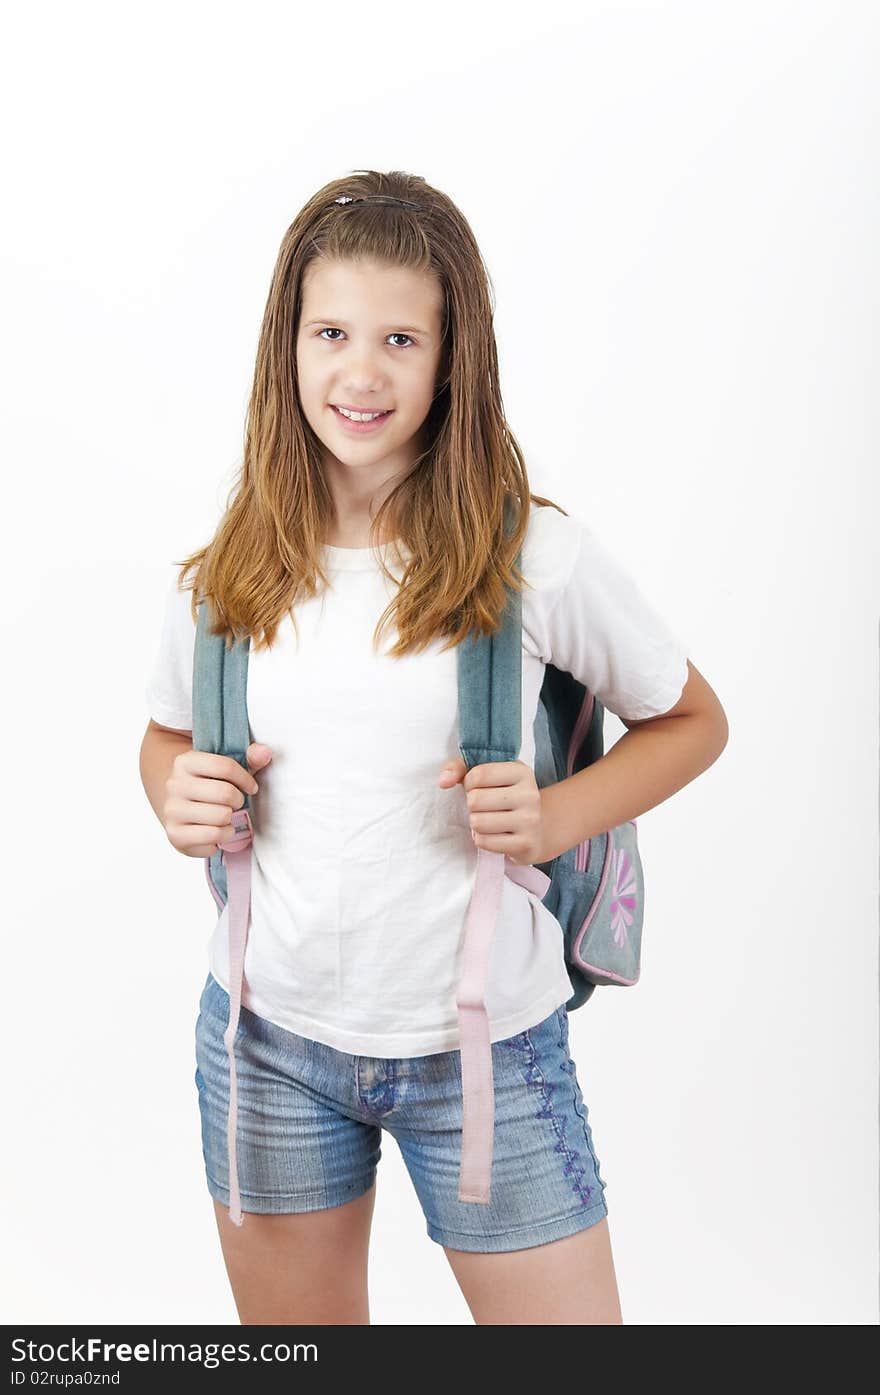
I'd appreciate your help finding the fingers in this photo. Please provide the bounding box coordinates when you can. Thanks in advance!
[438,757,467,785]
[164,749,263,859]
[175,750,260,800]
[246,742,274,775]
[178,796,247,830]
[162,786,250,851]
[165,812,237,859]
[184,777,254,809]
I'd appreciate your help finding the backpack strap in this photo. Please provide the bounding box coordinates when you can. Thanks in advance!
[453,503,551,1204]
[193,598,253,1228]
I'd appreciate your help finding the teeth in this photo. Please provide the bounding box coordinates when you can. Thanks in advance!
[336,406,387,422]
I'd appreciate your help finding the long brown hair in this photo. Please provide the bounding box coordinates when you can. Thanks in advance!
[174,169,567,656]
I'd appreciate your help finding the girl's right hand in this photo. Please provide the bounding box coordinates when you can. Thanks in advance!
[162,742,274,858]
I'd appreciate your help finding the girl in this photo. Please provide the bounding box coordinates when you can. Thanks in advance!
[140,170,728,1325]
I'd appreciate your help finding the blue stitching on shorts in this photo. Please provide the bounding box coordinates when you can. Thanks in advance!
[557,1020,608,1198]
[502,1012,595,1207]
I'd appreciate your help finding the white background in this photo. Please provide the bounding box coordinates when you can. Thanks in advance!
[2,0,876,1325]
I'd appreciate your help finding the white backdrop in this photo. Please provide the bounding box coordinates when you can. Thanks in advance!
[2,0,876,1326]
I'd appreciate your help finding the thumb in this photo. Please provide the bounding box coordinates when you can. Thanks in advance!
[246,742,274,774]
[438,757,467,787]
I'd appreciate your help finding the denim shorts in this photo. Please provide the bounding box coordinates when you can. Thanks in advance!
[194,971,609,1253]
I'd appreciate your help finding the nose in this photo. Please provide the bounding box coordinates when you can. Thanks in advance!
[339,348,388,394]
[341,374,386,399]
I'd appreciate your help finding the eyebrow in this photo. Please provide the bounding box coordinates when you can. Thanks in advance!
[303,318,431,337]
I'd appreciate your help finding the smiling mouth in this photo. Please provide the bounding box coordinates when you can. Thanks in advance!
[329,405,395,432]
[331,404,394,420]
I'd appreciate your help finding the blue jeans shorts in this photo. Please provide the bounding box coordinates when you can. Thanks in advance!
[194,971,609,1253]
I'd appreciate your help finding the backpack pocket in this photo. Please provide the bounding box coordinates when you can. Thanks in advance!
[568,820,644,988]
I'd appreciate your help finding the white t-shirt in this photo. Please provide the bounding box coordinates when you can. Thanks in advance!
[146,503,689,1056]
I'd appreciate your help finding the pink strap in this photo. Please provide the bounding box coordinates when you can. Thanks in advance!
[456,851,551,1204]
[217,808,254,1228]
[215,819,551,1224]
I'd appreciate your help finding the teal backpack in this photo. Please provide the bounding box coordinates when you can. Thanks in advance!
[192,506,643,1227]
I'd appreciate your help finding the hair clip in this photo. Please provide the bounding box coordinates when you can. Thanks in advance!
[332,194,424,211]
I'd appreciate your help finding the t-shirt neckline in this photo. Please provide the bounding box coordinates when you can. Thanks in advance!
[320,538,408,570]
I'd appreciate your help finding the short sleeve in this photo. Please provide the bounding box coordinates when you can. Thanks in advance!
[522,507,690,721]
[144,567,197,731]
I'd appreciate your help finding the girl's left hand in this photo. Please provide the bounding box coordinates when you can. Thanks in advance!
[437,758,545,865]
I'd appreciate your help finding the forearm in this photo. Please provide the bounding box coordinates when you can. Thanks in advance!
[537,712,727,863]
[139,730,193,826]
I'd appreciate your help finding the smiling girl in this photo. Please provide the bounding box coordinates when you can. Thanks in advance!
[140,170,727,1325]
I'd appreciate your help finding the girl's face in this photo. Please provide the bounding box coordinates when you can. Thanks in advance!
[296,256,446,492]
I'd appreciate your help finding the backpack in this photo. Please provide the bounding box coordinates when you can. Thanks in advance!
[192,504,644,1228]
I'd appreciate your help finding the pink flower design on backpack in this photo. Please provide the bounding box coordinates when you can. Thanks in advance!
[610,845,637,948]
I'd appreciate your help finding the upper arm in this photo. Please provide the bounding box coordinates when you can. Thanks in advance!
[619,659,728,737]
